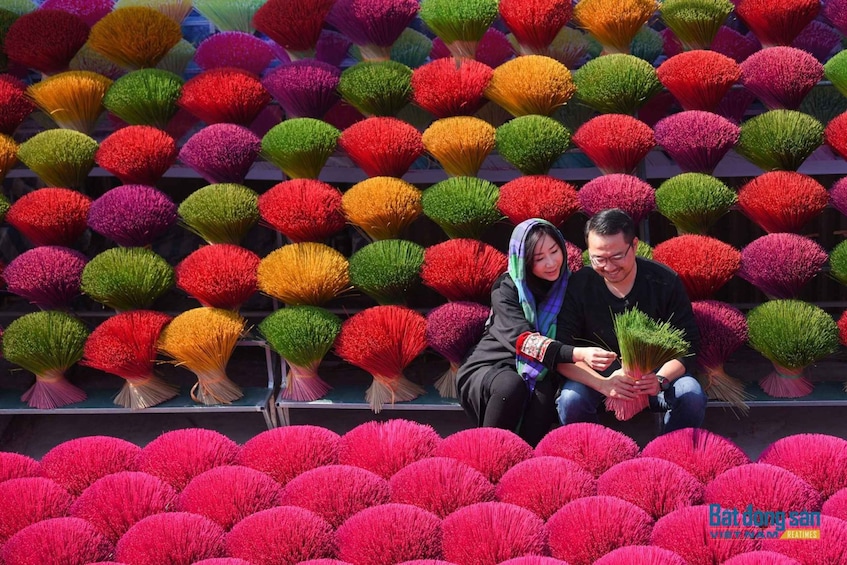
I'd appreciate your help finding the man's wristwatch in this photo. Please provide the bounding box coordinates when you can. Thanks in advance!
[656,375,671,392]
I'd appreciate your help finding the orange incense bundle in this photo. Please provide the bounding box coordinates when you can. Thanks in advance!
[257,242,350,306]
[89,7,182,70]
[572,114,655,174]
[26,71,112,134]
[485,55,575,117]
[334,305,427,412]
[179,68,271,126]
[657,50,741,112]
[342,177,423,240]
[82,311,178,410]
[0,134,17,184]
[499,0,572,54]
[158,307,246,405]
[411,58,493,118]
[252,0,336,60]
[573,0,657,55]
[422,117,496,176]
[339,117,424,178]
[421,239,507,303]
[497,175,580,226]
[258,179,346,243]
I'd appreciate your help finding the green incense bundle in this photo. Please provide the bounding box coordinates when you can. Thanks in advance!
[16,130,98,188]
[338,61,413,117]
[421,176,501,239]
[655,173,737,234]
[736,110,824,171]
[178,183,259,244]
[573,54,662,115]
[496,115,572,175]
[419,0,499,59]
[348,239,425,305]
[81,247,175,311]
[261,118,340,179]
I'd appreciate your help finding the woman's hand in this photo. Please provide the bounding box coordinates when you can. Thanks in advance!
[574,347,617,372]
[599,368,637,400]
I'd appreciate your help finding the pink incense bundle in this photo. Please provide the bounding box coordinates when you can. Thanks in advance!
[651,506,758,565]
[653,235,741,301]
[336,504,442,565]
[740,46,824,110]
[435,428,532,483]
[0,75,35,136]
[706,463,822,515]
[824,0,847,36]
[3,246,87,310]
[498,0,573,53]
[0,452,42,484]
[653,111,740,173]
[425,301,491,398]
[339,117,423,177]
[42,436,141,496]
[6,188,92,247]
[82,311,177,410]
[340,419,440,479]
[115,512,226,564]
[391,457,495,518]
[832,177,847,217]
[737,171,829,233]
[258,179,345,242]
[656,50,741,112]
[411,58,493,119]
[237,426,340,486]
[496,457,595,521]
[139,428,239,491]
[3,9,89,75]
[641,427,750,483]
[262,60,341,119]
[711,26,761,64]
[740,233,827,299]
[420,239,507,303]
[2,517,112,565]
[793,20,841,62]
[572,114,655,174]
[715,88,757,124]
[692,300,749,413]
[430,29,515,69]
[40,0,113,27]
[179,124,261,184]
[334,306,429,412]
[597,457,703,519]
[0,477,74,546]
[252,0,336,60]
[96,125,177,186]
[178,68,271,126]
[87,184,177,247]
[175,244,260,310]
[317,30,354,67]
[497,175,579,226]
[194,32,276,76]
[326,0,419,62]
[226,507,336,565]
[826,111,847,161]
[736,0,820,47]
[578,174,656,225]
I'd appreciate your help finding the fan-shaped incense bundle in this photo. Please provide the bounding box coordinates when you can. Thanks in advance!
[339,117,423,178]
[40,0,113,27]
[710,26,761,65]
[0,134,18,183]
[261,118,340,179]
[498,175,579,227]
[792,20,841,63]
[0,75,34,135]
[827,112,847,161]
[89,185,177,247]
[26,71,112,134]
[737,171,828,233]
[6,188,91,247]
[178,68,270,126]
[194,32,273,76]
[736,0,819,47]
[178,183,259,245]
[114,0,194,24]
[253,0,335,59]
[804,86,847,128]
[158,307,246,405]
[499,0,572,54]
[258,243,350,306]
[412,58,492,119]
[103,69,184,129]
[259,306,341,401]
[176,244,260,310]
[740,233,826,300]
[426,301,491,397]
[654,111,739,174]
[578,174,656,225]
[338,61,413,117]
[349,239,425,305]
[335,306,427,412]
[3,246,87,310]
[422,176,500,239]
[95,125,177,185]
[832,178,847,218]
[826,51,847,99]
[194,0,265,33]
[747,299,838,398]
[485,55,575,117]
[659,0,733,50]
[572,114,655,174]
[832,241,847,287]
[741,47,823,111]
[376,28,431,68]
[655,173,736,234]
[736,110,824,171]
[422,116,495,176]
[607,307,690,421]
[68,43,125,80]
[82,311,177,409]
[431,27,515,68]
[715,89,757,125]
[155,38,195,76]
[2,311,88,409]
[692,300,750,412]
[0,10,17,72]
[421,239,507,303]
[89,7,182,69]
[342,177,422,241]
[496,115,571,175]
[262,60,340,120]
[653,235,740,300]
[1,0,34,15]
[81,247,175,311]
[326,0,418,62]
[17,129,98,188]
[573,54,662,115]
[4,9,89,75]
[657,50,741,112]
[573,0,657,55]
[179,124,261,184]
[534,26,592,69]
[258,179,346,243]
[630,26,664,65]
[419,0,500,59]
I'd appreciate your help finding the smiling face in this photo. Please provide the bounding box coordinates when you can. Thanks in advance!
[587,231,638,286]
[530,233,565,282]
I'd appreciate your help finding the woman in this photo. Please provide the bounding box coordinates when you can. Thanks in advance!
[456,218,616,446]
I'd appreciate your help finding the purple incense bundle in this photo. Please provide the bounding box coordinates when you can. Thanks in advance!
[262,60,341,119]
[194,32,275,76]
[711,26,760,64]
[740,46,823,110]
[739,233,827,299]
[831,177,847,217]
[178,124,261,184]
[654,111,740,174]
[425,301,491,398]
[88,185,177,247]
[316,30,354,67]
[823,0,847,36]
[692,300,749,413]
[792,20,841,63]
[578,174,656,225]
[715,89,757,124]
[3,246,87,310]
[326,0,419,62]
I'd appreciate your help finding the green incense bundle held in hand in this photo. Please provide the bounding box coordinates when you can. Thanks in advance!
[607,307,690,421]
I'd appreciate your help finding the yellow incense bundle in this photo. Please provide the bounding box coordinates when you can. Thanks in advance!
[26,71,113,134]
[574,0,658,55]
[485,55,575,117]
[422,116,496,176]
[342,176,423,240]
[0,135,17,183]
[89,6,183,69]
[257,242,350,306]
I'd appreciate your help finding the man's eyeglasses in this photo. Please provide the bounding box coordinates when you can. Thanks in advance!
[589,243,633,268]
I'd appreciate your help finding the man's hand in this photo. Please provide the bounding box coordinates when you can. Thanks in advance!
[634,372,661,396]
[600,368,638,400]
[574,347,617,372]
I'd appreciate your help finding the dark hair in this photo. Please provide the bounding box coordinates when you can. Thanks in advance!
[584,208,636,245]
[524,223,565,295]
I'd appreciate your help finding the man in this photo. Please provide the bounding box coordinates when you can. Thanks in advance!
[555,208,707,432]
